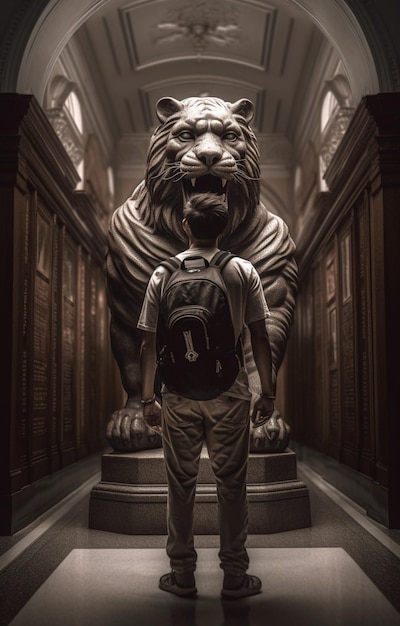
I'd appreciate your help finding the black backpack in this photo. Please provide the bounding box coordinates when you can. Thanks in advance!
[156,250,243,400]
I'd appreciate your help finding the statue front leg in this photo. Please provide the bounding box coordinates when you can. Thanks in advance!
[250,409,291,453]
[106,318,162,452]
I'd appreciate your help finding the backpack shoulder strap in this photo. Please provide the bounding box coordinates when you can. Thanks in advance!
[210,250,237,272]
[211,250,243,364]
[158,256,181,274]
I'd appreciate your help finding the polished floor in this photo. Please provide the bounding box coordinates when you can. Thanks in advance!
[1,456,400,626]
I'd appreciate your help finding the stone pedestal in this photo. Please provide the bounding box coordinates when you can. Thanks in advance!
[89,447,311,534]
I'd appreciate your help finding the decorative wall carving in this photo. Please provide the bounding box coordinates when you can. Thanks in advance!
[47,107,84,167]
[320,106,354,178]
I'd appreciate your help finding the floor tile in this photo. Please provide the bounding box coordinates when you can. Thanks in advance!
[10,547,400,626]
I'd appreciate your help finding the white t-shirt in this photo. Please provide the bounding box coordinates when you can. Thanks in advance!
[137,247,270,399]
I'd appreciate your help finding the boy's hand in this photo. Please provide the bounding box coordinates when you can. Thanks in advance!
[143,400,162,434]
[251,394,275,427]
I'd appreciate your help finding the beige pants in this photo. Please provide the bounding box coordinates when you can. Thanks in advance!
[161,388,251,577]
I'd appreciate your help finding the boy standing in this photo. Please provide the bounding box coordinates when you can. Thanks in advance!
[138,193,275,598]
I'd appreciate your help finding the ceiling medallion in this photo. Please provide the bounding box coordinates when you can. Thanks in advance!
[154,0,240,59]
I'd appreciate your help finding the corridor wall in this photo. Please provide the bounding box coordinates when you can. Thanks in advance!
[287,94,400,528]
[0,94,121,534]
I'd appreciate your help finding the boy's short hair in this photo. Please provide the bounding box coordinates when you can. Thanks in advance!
[183,193,228,239]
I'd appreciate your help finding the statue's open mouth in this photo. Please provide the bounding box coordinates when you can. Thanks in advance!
[182,174,227,201]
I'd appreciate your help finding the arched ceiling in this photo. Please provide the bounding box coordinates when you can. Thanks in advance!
[7,0,386,226]
[16,0,382,115]
[72,0,321,137]
[48,0,355,218]
[14,0,386,169]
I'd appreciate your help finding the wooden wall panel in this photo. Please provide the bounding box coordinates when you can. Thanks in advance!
[325,247,341,460]
[0,94,121,534]
[287,94,400,526]
[61,233,78,465]
[31,201,53,481]
[355,196,375,476]
[338,221,358,469]
[13,190,32,492]
[312,262,324,449]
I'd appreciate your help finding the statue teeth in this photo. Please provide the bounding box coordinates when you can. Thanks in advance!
[191,178,196,187]
[222,179,228,188]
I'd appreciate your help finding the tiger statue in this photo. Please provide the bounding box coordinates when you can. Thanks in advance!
[105,96,297,453]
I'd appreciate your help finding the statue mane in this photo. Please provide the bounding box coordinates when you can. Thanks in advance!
[135,97,261,242]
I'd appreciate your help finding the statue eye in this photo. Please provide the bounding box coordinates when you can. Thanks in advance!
[223,132,238,141]
[178,131,195,142]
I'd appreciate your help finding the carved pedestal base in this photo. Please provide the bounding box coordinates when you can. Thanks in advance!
[89,447,311,535]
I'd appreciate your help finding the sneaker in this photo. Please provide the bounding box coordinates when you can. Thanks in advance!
[221,574,262,599]
[159,572,197,597]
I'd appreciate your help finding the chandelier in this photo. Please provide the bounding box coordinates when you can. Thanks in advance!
[154,0,240,58]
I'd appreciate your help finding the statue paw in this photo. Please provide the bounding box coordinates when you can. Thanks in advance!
[106,403,162,452]
[249,409,291,453]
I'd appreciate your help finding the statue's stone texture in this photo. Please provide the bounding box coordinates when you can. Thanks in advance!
[105,96,297,452]
[89,447,311,534]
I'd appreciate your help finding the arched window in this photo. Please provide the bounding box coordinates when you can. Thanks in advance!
[319,74,354,191]
[46,76,85,188]
[65,91,83,134]
[321,91,339,133]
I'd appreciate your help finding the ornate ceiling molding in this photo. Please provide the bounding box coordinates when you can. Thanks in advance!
[154,0,240,58]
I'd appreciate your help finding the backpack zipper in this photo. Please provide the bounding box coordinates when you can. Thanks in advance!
[183,330,199,362]
[168,308,211,352]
